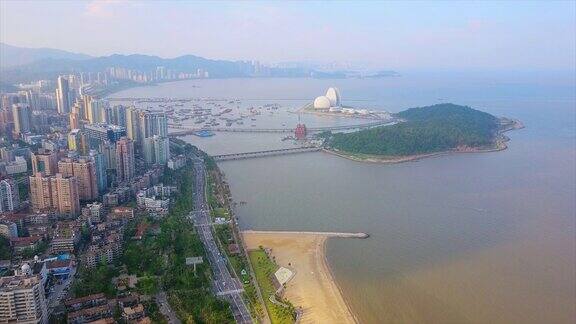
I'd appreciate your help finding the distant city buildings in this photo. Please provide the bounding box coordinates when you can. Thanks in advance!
[56,75,72,114]
[87,99,109,124]
[11,103,32,136]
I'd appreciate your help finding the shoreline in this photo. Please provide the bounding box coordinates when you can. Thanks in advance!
[241,230,359,324]
[324,118,524,164]
[319,236,361,324]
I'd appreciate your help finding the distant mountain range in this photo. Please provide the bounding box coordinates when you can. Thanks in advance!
[0,42,93,68]
[0,43,395,83]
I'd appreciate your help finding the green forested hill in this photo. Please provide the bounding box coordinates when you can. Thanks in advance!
[327,103,500,156]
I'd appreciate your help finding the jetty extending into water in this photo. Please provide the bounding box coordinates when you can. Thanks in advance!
[242,230,369,239]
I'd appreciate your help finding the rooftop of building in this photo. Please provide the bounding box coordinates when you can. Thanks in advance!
[84,123,126,131]
[123,303,144,315]
[46,259,71,269]
[0,275,41,291]
[85,318,115,324]
[65,293,106,307]
[10,236,42,246]
[67,304,111,319]
[111,206,133,213]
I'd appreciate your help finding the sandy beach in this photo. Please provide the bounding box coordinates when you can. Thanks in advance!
[242,231,358,324]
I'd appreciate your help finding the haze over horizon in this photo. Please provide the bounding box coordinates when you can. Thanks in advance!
[1,0,575,71]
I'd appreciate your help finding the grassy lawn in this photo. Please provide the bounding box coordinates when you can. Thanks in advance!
[248,250,295,324]
[213,207,229,219]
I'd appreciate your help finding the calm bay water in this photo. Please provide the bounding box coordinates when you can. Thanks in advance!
[111,72,576,323]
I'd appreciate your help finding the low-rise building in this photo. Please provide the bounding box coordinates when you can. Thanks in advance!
[67,305,112,324]
[122,303,145,322]
[50,222,80,254]
[10,236,43,254]
[4,156,28,175]
[83,221,124,268]
[65,293,107,312]
[82,202,104,224]
[46,259,72,278]
[167,154,186,170]
[108,206,134,223]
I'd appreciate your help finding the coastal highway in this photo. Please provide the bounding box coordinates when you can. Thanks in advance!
[156,291,181,324]
[189,157,253,324]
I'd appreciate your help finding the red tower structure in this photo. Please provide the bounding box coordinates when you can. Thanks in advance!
[295,123,307,140]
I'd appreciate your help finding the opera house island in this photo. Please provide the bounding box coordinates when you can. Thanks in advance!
[302,87,391,120]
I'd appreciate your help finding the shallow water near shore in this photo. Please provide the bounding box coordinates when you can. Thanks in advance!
[111,72,576,323]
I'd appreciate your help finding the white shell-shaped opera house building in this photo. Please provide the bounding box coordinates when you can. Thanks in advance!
[313,96,332,109]
[313,87,341,110]
[325,87,341,107]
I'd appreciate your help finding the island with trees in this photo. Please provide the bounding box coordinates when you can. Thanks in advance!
[323,103,523,163]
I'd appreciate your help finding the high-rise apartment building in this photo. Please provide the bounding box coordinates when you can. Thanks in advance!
[84,123,127,147]
[143,135,169,165]
[31,149,58,176]
[125,106,139,142]
[50,174,80,216]
[56,76,71,114]
[0,275,48,324]
[115,137,135,182]
[108,105,127,127]
[0,178,20,212]
[29,173,80,216]
[87,99,109,124]
[67,129,88,154]
[58,157,98,200]
[69,111,79,130]
[82,94,93,120]
[69,100,83,130]
[11,104,32,135]
[138,111,168,140]
[99,141,117,171]
[29,173,53,211]
[89,150,108,193]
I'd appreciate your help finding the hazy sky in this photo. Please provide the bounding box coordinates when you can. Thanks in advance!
[1,0,575,70]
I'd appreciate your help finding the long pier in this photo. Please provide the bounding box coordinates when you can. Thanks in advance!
[213,146,321,161]
[168,120,392,137]
[241,230,369,239]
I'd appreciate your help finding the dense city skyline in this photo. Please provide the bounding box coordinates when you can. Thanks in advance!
[0,2,574,324]
[1,0,575,70]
